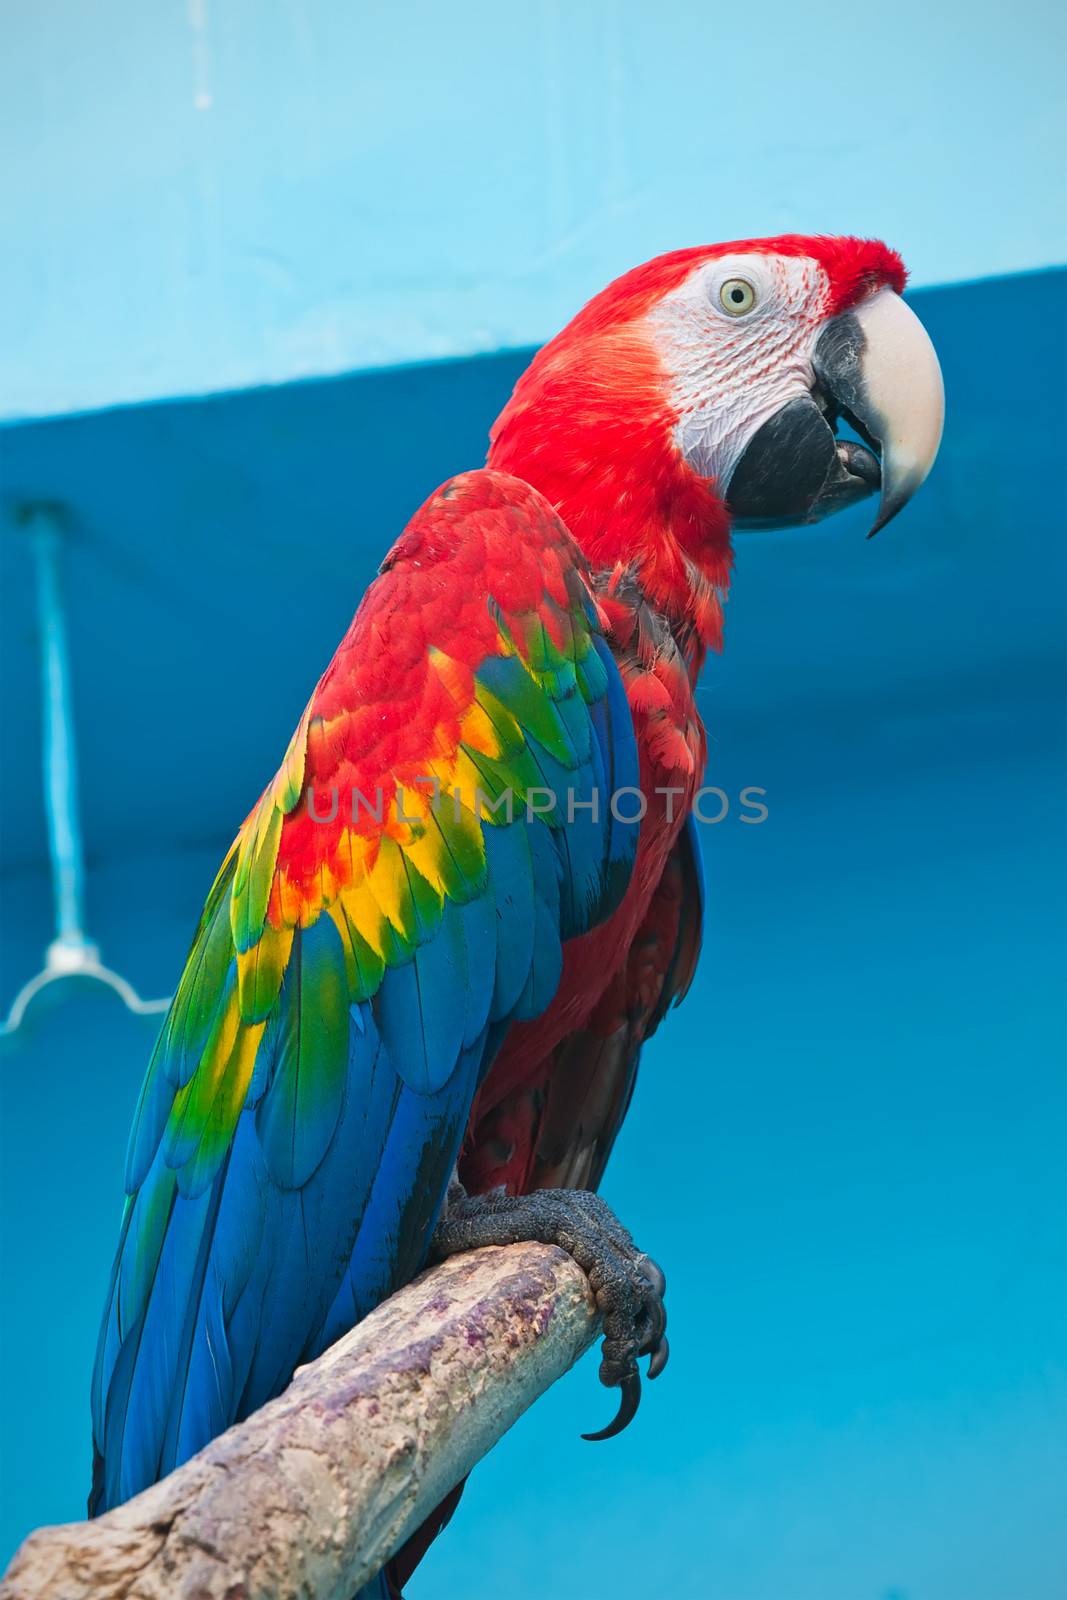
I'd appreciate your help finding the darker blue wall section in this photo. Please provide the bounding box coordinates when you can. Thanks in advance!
[1,272,1065,1595]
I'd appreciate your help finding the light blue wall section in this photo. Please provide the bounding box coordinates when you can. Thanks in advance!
[3,0,1064,421]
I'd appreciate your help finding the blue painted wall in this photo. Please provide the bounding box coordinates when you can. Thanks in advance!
[1,272,1065,1596]
[2,0,1065,420]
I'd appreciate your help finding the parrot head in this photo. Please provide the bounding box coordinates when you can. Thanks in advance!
[489,234,944,651]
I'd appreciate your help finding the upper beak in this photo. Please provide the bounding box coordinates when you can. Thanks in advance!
[814,288,945,535]
[726,287,944,537]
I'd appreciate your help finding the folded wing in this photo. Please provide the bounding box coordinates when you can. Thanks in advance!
[90,470,641,1512]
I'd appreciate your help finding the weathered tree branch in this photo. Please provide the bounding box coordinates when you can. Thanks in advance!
[1,1244,599,1600]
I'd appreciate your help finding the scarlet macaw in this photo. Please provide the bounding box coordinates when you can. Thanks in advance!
[90,235,943,1594]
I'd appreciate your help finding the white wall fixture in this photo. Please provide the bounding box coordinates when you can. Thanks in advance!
[1,507,171,1035]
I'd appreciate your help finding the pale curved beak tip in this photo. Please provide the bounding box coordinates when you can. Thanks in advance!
[853,287,945,537]
[866,465,927,538]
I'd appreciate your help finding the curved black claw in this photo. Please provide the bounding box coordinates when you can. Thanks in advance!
[636,1253,666,1298]
[647,1334,669,1380]
[430,1183,669,1445]
[582,1368,641,1441]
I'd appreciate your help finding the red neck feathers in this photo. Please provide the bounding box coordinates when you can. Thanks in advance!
[488,315,731,669]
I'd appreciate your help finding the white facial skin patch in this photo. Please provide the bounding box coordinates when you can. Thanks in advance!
[645,252,833,493]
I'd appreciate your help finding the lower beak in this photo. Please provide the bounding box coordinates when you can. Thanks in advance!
[725,288,944,537]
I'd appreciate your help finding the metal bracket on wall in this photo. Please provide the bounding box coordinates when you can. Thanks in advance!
[1,505,171,1036]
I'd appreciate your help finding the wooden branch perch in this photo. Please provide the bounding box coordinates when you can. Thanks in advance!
[1,1244,599,1600]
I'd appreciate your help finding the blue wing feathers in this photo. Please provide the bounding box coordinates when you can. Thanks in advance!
[456,893,498,1049]
[382,900,472,1095]
[483,822,538,1020]
[256,916,350,1189]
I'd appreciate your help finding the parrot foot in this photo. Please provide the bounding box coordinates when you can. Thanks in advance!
[431,1183,668,1440]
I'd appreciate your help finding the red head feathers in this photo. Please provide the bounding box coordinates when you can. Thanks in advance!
[488,235,910,660]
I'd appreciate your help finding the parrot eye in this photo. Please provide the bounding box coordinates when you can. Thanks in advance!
[719,277,757,316]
